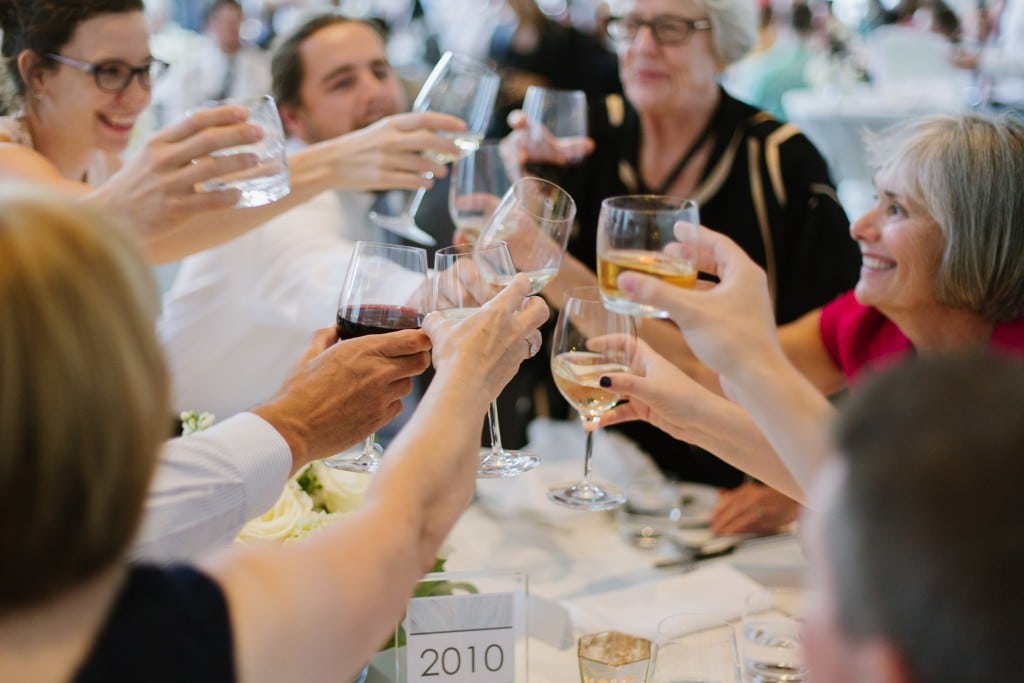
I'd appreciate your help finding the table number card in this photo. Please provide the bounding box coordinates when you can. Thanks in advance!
[397,569,528,683]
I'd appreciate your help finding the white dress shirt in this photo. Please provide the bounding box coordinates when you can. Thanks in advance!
[159,188,373,417]
[132,412,292,562]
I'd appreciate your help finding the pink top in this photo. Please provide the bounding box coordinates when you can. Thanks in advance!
[819,291,1024,384]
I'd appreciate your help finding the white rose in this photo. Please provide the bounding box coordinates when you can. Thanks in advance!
[308,462,369,514]
[237,482,315,544]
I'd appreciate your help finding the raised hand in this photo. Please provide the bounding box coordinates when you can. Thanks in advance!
[252,327,432,472]
[319,111,466,191]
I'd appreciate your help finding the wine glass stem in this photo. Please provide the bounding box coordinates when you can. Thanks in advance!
[363,433,377,459]
[485,400,504,458]
[406,174,432,220]
[581,417,600,484]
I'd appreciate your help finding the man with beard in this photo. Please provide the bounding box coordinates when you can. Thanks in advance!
[159,15,437,420]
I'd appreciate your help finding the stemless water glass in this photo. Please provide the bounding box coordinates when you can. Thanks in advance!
[596,195,700,318]
[193,94,290,207]
[324,241,429,473]
[369,51,500,245]
[548,287,636,511]
[449,141,517,244]
[522,86,589,165]
[651,613,742,683]
[741,588,808,682]
[433,242,539,478]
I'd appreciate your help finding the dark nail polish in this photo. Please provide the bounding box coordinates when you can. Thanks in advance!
[599,376,612,388]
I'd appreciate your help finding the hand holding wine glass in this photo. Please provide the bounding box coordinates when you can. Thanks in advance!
[369,52,500,246]
[433,242,542,477]
[548,286,637,511]
[326,241,429,473]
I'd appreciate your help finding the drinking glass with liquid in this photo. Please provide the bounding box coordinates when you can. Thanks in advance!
[596,195,700,318]
[192,94,290,207]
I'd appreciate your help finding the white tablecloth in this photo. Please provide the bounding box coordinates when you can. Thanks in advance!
[367,418,807,682]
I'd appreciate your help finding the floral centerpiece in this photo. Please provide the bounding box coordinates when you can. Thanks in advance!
[180,411,472,652]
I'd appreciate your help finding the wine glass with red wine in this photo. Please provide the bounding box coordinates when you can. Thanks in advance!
[324,241,429,473]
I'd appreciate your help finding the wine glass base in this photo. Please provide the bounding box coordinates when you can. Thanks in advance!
[368,210,437,246]
[476,448,540,478]
[321,443,383,473]
[547,481,626,511]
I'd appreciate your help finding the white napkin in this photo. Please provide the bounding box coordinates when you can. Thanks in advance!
[563,564,764,641]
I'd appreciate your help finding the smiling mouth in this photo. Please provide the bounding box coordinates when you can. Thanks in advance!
[98,114,136,131]
[862,255,896,271]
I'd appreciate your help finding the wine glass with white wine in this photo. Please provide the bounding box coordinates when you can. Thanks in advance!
[548,286,636,511]
[369,52,500,246]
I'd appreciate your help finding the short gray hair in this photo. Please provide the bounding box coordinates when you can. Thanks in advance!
[829,353,1024,682]
[866,113,1024,322]
[703,0,758,67]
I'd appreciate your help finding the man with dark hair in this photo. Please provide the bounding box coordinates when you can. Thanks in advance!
[159,14,420,422]
[801,352,1024,683]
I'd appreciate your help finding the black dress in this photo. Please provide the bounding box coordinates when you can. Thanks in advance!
[74,565,236,682]
[555,88,862,486]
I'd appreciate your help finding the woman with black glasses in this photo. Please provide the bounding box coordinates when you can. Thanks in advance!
[0,0,464,263]
[509,0,861,535]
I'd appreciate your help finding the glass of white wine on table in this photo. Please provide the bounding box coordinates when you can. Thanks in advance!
[433,241,540,477]
[596,195,700,318]
[548,286,637,511]
[369,51,499,246]
[324,241,429,473]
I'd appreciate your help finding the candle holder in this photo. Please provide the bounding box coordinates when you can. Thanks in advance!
[578,631,651,683]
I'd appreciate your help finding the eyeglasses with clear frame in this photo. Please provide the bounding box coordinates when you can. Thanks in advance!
[45,53,169,92]
[605,15,713,46]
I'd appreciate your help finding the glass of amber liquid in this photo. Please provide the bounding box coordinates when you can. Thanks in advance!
[596,195,699,318]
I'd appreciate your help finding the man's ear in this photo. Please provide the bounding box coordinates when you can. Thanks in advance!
[277,103,309,143]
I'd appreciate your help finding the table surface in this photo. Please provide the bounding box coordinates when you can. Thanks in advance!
[369,418,806,682]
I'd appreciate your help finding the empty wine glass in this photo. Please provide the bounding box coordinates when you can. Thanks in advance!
[474,176,576,293]
[548,286,636,511]
[433,242,539,478]
[324,241,429,473]
[369,52,500,246]
[522,86,589,165]
[449,141,517,244]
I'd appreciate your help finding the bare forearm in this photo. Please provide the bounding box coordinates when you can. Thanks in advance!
[683,395,806,502]
[726,353,835,494]
[141,150,335,263]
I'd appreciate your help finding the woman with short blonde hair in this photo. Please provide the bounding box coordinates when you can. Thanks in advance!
[0,187,548,683]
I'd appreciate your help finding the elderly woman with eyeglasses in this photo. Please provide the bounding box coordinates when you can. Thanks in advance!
[0,0,463,263]
[506,0,861,534]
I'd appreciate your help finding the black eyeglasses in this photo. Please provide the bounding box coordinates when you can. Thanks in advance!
[46,53,169,92]
[606,15,713,46]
